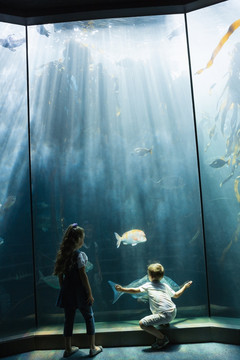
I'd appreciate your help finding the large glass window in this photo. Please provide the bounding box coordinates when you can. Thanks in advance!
[3,1,240,339]
[188,0,240,316]
[28,15,207,328]
[0,23,34,338]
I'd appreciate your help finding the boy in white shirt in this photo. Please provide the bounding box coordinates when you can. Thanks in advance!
[115,263,192,349]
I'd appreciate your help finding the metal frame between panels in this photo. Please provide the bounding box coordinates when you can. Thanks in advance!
[25,26,38,328]
[184,12,211,317]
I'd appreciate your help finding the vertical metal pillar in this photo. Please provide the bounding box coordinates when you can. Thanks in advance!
[25,25,38,328]
[184,12,211,317]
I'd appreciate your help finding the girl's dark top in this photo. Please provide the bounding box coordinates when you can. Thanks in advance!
[56,250,88,308]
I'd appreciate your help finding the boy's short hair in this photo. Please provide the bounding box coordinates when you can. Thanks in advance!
[148,263,164,280]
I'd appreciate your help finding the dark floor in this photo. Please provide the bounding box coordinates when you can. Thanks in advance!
[1,343,240,360]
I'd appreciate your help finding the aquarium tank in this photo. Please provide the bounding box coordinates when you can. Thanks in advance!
[0,0,240,340]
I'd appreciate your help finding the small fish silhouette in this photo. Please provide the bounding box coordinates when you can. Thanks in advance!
[134,147,152,156]
[0,196,16,214]
[209,158,230,168]
[36,25,50,37]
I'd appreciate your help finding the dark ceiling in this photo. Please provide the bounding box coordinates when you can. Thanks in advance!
[0,0,227,25]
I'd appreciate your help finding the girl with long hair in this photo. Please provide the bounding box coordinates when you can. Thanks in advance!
[54,223,102,357]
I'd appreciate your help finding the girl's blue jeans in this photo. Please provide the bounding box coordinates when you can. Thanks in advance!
[64,303,95,336]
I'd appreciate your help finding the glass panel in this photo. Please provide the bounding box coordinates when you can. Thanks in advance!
[0,23,34,338]
[28,15,208,329]
[188,0,240,317]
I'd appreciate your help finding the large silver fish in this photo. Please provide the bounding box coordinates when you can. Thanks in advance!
[39,261,94,289]
[108,275,180,304]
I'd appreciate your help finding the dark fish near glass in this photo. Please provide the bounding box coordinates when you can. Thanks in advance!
[209,158,230,168]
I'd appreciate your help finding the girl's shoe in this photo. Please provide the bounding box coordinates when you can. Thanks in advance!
[89,345,103,357]
[63,346,79,358]
[151,336,169,350]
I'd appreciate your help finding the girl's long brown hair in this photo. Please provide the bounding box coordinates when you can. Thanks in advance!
[53,224,84,275]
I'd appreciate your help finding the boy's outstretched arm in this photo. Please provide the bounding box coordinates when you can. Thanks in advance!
[115,284,141,294]
[173,281,192,298]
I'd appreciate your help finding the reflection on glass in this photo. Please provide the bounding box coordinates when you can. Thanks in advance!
[188,0,240,316]
[0,22,34,338]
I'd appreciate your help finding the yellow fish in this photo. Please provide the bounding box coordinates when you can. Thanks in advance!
[115,230,147,248]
